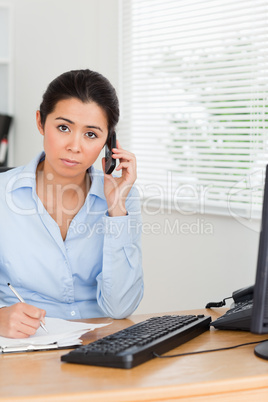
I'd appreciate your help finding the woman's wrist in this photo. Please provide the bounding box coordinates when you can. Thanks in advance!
[107,202,127,217]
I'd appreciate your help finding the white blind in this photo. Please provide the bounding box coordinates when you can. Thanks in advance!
[119,0,268,218]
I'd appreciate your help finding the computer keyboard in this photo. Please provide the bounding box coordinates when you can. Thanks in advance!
[61,314,211,369]
[210,300,253,331]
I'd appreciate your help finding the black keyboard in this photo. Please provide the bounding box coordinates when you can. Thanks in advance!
[61,314,211,369]
[210,300,253,331]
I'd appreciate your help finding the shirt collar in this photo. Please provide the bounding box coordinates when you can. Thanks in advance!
[8,151,45,192]
[88,165,106,200]
[9,152,106,200]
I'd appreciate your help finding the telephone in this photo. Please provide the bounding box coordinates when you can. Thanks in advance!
[232,285,254,304]
[206,285,254,309]
[207,285,254,331]
[105,131,116,174]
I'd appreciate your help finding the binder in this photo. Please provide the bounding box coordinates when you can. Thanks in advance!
[0,317,109,353]
[0,113,12,141]
[0,113,13,166]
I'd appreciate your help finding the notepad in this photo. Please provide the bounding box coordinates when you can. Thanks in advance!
[0,317,110,353]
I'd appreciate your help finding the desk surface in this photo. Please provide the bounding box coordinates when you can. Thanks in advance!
[1,309,268,402]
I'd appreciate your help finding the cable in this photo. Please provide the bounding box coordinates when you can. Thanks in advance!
[205,296,233,309]
[153,339,268,359]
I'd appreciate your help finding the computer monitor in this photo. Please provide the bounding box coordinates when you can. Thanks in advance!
[251,165,268,359]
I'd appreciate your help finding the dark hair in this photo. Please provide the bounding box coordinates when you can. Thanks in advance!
[39,69,119,141]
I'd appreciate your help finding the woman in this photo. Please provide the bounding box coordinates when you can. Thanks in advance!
[0,69,143,338]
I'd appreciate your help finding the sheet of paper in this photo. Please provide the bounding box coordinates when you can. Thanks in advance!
[0,317,110,349]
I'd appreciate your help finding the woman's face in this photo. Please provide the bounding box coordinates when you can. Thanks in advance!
[36,98,108,179]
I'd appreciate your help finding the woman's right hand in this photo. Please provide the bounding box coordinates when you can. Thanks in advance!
[0,303,46,338]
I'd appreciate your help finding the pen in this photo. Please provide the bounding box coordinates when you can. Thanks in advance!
[7,283,48,333]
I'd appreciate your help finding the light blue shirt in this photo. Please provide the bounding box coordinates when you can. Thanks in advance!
[0,152,143,319]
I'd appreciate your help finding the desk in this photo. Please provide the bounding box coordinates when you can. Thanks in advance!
[1,309,268,402]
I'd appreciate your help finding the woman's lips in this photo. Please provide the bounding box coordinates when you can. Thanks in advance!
[61,158,80,167]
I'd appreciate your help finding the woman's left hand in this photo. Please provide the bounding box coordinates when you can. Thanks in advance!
[102,140,137,216]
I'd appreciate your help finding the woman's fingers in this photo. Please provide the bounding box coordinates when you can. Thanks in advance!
[0,303,46,338]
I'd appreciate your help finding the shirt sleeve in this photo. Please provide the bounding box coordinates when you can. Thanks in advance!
[96,185,144,319]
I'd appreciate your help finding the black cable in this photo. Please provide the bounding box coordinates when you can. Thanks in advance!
[205,296,233,309]
[153,339,268,359]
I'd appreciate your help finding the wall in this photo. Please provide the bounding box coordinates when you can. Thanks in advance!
[8,0,119,166]
[6,0,261,315]
[136,209,259,314]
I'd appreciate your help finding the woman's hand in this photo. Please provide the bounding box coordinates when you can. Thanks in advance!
[102,140,137,216]
[0,303,46,338]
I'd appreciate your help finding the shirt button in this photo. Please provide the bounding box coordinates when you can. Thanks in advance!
[71,311,76,316]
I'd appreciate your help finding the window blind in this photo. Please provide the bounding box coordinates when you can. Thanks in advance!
[119,0,268,218]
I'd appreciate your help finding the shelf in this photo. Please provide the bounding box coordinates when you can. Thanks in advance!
[0,2,13,165]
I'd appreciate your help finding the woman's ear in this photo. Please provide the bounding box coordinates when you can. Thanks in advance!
[36,110,44,136]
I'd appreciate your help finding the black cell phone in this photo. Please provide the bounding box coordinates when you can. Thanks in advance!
[105,131,116,174]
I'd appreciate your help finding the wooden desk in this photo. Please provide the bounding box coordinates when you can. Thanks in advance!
[1,309,268,402]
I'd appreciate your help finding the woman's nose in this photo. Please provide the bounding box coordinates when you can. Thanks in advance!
[67,133,81,152]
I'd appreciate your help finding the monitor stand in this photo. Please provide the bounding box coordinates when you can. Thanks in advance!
[254,341,268,360]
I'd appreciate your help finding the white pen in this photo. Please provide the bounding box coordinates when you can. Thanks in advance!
[7,283,48,333]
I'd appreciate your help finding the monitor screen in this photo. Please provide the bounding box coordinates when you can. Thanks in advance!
[251,165,268,359]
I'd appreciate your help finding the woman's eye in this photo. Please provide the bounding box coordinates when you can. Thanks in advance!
[86,132,97,139]
[58,125,70,132]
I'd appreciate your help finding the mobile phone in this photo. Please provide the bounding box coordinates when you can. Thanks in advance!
[105,131,116,174]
